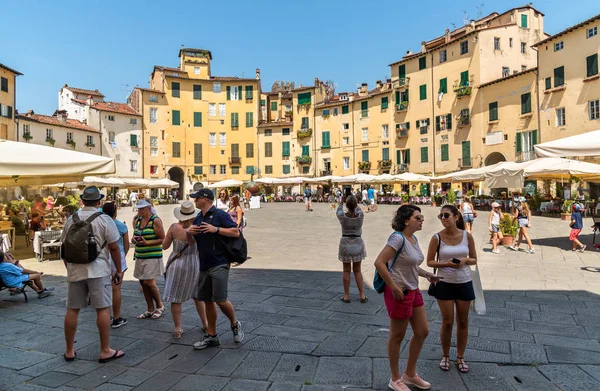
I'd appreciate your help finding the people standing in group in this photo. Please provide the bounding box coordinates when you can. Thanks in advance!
[488,202,503,254]
[304,186,313,212]
[228,195,244,231]
[374,205,440,391]
[61,186,125,363]
[570,204,586,252]
[187,189,244,349]
[337,195,367,303]
[510,198,534,253]
[426,204,478,374]
[162,201,209,339]
[244,189,251,210]
[461,197,475,234]
[102,202,129,328]
[216,190,230,212]
[132,200,166,320]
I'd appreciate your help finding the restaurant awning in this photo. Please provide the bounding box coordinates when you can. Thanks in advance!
[534,130,600,158]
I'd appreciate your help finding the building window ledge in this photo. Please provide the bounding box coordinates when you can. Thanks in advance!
[488,120,500,125]
[584,74,600,82]
[544,84,567,94]
[520,112,533,118]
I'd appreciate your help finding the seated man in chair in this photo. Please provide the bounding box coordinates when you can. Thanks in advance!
[0,251,53,298]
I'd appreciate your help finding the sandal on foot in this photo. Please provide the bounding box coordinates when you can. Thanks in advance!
[340,297,350,303]
[137,311,153,319]
[439,356,450,371]
[151,307,165,319]
[174,328,183,339]
[63,352,76,362]
[457,357,469,373]
[360,297,369,303]
[98,349,124,363]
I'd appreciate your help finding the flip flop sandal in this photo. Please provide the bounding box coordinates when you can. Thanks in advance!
[63,352,76,362]
[98,350,125,364]
[457,357,469,373]
[340,297,351,303]
[439,356,450,371]
[151,307,165,319]
[360,297,369,303]
[137,311,153,319]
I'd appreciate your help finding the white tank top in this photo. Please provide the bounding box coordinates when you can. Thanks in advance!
[462,203,473,214]
[491,210,501,225]
[436,230,472,284]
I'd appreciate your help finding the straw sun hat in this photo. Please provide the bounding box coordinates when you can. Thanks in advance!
[173,201,200,221]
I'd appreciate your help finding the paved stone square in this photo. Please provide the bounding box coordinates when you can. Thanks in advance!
[2,202,600,390]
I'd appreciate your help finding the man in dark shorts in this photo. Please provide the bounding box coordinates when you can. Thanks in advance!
[187,189,244,349]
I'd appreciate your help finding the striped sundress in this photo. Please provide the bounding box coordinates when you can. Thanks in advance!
[163,224,200,303]
[134,215,163,259]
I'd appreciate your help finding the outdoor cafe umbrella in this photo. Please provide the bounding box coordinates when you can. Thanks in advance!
[207,179,244,188]
[534,129,600,158]
[394,172,432,183]
[0,139,115,186]
[146,178,179,189]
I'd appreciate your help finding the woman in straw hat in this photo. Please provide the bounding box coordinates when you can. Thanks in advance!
[162,201,209,338]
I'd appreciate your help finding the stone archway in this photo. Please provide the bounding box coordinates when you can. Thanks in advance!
[485,152,507,166]
[168,166,185,200]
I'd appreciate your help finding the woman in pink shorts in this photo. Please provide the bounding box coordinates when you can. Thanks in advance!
[374,205,441,391]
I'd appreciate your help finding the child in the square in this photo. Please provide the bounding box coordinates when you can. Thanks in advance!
[570,204,585,252]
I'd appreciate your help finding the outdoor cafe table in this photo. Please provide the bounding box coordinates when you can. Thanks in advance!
[0,226,16,250]
[33,230,63,259]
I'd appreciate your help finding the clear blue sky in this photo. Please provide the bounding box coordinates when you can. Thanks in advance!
[2,0,598,115]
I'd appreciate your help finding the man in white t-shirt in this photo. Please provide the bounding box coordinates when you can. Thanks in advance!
[361,188,369,206]
[61,186,125,363]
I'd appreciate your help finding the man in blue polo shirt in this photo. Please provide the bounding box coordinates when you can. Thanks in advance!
[187,188,243,349]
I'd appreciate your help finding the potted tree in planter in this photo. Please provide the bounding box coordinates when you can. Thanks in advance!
[499,213,519,246]
[561,200,574,221]
[401,193,409,205]
[433,194,442,207]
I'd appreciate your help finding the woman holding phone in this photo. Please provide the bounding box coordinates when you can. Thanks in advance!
[427,205,478,373]
[374,205,441,391]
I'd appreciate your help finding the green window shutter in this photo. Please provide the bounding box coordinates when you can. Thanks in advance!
[283,165,290,174]
[399,64,406,78]
[322,131,330,148]
[193,112,202,127]
[415,120,419,129]
[245,85,253,100]
[172,110,180,125]
[362,150,369,162]
[420,147,428,163]
[342,105,349,114]
[406,121,410,130]
[130,134,137,147]
[238,85,243,100]
[260,99,265,106]
[194,166,203,175]
[532,129,538,146]
[516,132,522,153]
[419,84,427,100]
[382,147,389,161]
[193,85,201,99]
[462,141,471,160]
[226,86,231,100]
[446,114,452,130]
[587,54,599,77]
[405,89,409,102]
[172,82,180,97]
[554,66,564,87]
[395,91,400,105]
[521,93,531,114]
[521,14,528,28]
[246,112,253,127]
[271,101,277,111]
[194,143,202,163]
[435,115,441,131]
[301,117,309,128]
[406,149,411,164]
[302,145,309,156]
[231,143,239,157]
[460,71,469,86]
[231,113,239,127]
[419,56,426,70]
[441,144,449,161]
[489,102,498,121]
[396,150,401,164]
[545,77,551,90]
[361,101,368,110]
[282,141,290,156]
[381,97,389,109]
[439,78,447,94]
[298,92,311,105]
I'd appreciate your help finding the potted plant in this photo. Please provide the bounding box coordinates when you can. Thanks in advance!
[446,188,456,206]
[67,139,76,149]
[499,213,519,245]
[433,194,442,207]
[401,193,409,205]
[358,161,371,172]
[45,137,56,147]
[297,128,313,139]
[295,156,312,165]
[23,133,33,142]
[561,200,574,221]
[378,159,392,169]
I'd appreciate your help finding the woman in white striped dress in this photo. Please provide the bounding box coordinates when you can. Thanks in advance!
[162,202,209,338]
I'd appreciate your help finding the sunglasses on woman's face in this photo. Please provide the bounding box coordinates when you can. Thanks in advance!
[438,212,452,220]
[414,215,424,222]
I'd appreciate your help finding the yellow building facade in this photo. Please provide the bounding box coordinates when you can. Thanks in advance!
[0,63,22,140]
[130,48,261,195]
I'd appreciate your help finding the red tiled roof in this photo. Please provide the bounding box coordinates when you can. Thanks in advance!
[17,112,100,133]
[210,76,258,82]
[71,99,141,116]
[0,63,23,76]
[257,121,293,128]
[62,84,104,97]
[135,87,165,94]
[533,13,600,47]
[154,66,187,74]
[292,85,316,92]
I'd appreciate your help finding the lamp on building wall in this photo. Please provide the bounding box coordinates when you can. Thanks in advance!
[475,154,484,167]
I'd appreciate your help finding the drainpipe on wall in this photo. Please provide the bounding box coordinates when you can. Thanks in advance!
[534,47,542,143]
[351,100,356,175]
[430,52,436,177]
[99,110,103,158]
[15,116,19,142]
[13,74,17,141]
[312,97,317,177]
[141,92,145,179]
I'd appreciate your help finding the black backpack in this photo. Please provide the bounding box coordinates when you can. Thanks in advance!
[61,212,106,264]
[216,231,248,265]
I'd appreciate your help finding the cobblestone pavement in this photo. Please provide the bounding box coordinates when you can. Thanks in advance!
[2,202,600,390]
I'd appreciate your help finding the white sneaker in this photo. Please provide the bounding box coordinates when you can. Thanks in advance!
[401,374,431,390]
[492,249,501,254]
[579,245,587,252]
[388,379,411,391]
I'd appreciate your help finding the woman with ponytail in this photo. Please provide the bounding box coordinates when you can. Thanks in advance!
[426,205,478,374]
[336,195,367,303]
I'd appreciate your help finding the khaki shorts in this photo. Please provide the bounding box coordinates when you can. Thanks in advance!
[197,264,230,303]
[134,257,164,280]
[67,276,112,309]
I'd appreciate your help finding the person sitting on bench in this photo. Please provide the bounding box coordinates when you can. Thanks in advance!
[0,251,53,298]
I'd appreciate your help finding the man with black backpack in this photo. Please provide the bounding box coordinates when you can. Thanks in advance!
[60,186,125,363]
[187,188,244,350]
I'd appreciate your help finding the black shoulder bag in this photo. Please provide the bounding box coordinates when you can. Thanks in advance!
[427,233,442,297]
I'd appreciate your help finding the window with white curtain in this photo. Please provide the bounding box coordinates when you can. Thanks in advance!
[381,124,389,139]
[219,132,226,146]
[219,103,226,117]
[149,108,158,123]
[362,127,368,141]
[208,103,216,117]
[209,133,216,146]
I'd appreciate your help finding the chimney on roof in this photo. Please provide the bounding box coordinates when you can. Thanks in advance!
[314,77,320,87]
[87,96,94,106]
[56,110,67,122]
[376,80,382,89]
[359,83,368,95]
[27,110,34,116]
[406,50,413,57]
[445,28,451,43]
[256,68,260,80]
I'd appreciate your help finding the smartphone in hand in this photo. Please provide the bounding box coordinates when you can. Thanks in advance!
[451,258,461,264]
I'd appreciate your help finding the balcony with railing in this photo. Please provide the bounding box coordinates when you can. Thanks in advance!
[454,85,472,98]
[392,77,410,89]
[358,161,371,173]
[229,157,241,165]
[516,150,536,163]
[458,157,472,168]
[457,114,471,127]
[395,164,409,173]
[297,128,313,139]
[395,101,409,113]
[295,156,312,165]
[378,160,392,170]
[396,129,408,138]
[321,170,332,176]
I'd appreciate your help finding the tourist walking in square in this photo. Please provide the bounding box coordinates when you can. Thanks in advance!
[426,204,478,374]
[61,186,124,363]
[488,202,503,254]
[336,195,367,303]
[570,204,586,252]
[509,198,534,253]
[304,186,313,211]
[187,189,244,349]
[102,202,129,328]
[461,196,475,233]
[227,195,244,231]
[162,201,208,339]
[132,200,166,320]
[216,190,230,211]
[374,205,440,390]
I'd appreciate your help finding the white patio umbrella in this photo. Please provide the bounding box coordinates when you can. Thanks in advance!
[534,130,600,158]
[255,177,278,184]
[81,176,126,187]
[207,179,244,188]
[146,178,179,188]
[372,174,398,183]
[394,172,432,183]
[0,139,114,186]
[123,178,150,189]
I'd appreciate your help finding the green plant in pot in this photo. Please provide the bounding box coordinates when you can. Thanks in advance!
[446,189,456,205]
[499,213,518,245]
[434,194,442,206]
[561,200,574,220]
[401,193,409,203]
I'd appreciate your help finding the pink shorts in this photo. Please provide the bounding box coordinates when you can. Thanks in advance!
[384,286,424,320]
[570,228,582,241]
